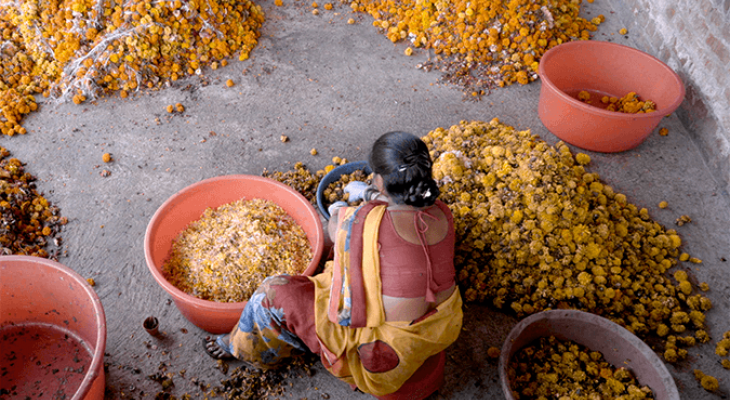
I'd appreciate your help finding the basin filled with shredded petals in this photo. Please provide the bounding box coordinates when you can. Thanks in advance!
[145,175,324,333]
[163,198,312,303]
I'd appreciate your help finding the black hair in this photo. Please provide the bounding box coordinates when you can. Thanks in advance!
[368,131,440,208]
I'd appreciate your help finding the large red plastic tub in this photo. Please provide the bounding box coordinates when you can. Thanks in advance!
[144,175,324,334]
[538,41,685,153]
[0,256,107,400]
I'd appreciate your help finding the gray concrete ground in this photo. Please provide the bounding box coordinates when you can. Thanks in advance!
[2,0,729,398]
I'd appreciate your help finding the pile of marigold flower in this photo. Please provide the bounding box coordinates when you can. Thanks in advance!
[422,119,712,363]
[0,0,264,136]
[262,119,714,365]
[352,0,603,95]
[0,146,66,258]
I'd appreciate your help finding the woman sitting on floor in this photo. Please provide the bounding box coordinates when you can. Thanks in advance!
[204,131,463,397]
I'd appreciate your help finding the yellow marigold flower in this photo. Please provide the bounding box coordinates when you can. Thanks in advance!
[674,270,688,282]
[716,339,730,356]
[678,281,692,295]
[700,375,719,391]
[668,234,682,249]
[575,153,591,165]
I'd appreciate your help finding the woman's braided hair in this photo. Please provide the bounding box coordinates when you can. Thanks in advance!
[368,131,440,208]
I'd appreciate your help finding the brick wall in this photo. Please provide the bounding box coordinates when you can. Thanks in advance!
[614,0,730,196]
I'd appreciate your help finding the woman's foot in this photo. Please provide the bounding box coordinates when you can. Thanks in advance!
[203,335,235,360]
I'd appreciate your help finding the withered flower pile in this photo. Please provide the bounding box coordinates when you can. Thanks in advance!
[262,162,325,207]
[507,335,655,399]
[262,157,354,209]
[0,146,66,258]
[420,119,712,363]
[577,90,657,114]
[163,198,312,302]
[354,0,603,95]
[0,0,264,135]
[210,353,320,400]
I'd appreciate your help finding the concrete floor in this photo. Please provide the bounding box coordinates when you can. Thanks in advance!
[2,0,729,398]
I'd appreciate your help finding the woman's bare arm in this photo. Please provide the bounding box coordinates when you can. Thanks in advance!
[327,209,340,244]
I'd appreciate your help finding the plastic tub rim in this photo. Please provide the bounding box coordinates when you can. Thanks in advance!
[0,255,107,400]
[538,40,686,119]
[144,174,324,313]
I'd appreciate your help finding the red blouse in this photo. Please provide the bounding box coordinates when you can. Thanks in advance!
[377,200,456,300]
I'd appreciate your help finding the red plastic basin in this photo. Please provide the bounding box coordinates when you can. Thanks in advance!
[144,175,324,334]
[538,40,685,153]
[0,256,107,400]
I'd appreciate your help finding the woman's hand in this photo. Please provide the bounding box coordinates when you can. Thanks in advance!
[327,201,347,218]
[326,201,346,245]
[344,181,369,202]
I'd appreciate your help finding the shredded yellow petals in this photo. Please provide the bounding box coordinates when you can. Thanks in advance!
[163,198,312,302]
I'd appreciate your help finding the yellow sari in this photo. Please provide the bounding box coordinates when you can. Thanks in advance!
[308,202,463,396]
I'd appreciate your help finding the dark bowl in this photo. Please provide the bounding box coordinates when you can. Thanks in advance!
[316,161,372,220]
[499,309,679,400]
